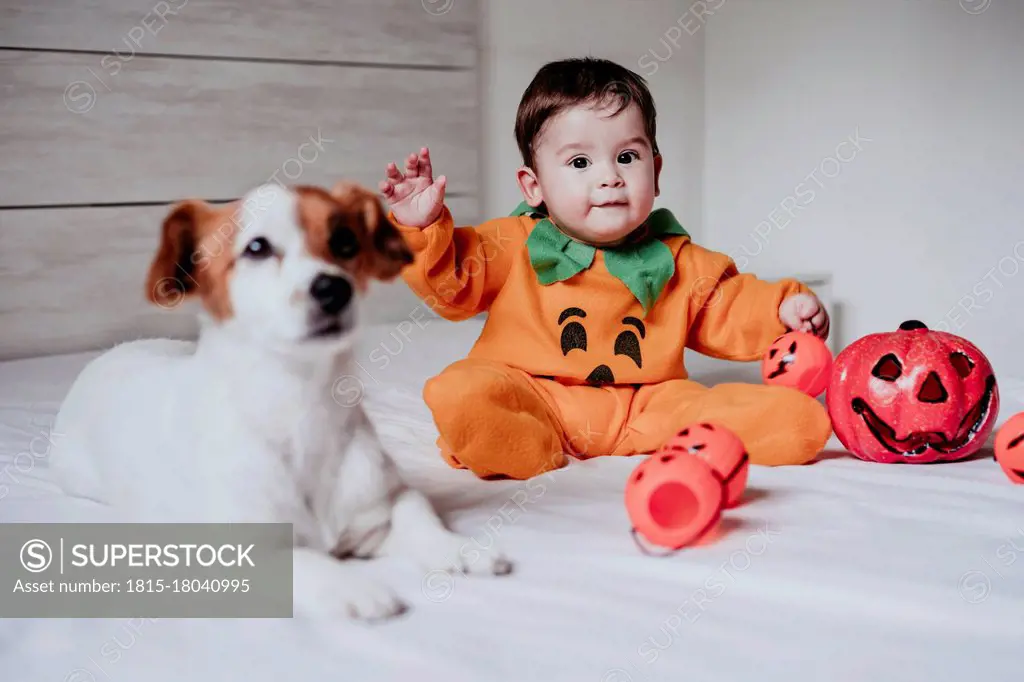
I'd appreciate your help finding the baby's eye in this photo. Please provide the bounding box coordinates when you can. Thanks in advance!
[570,157,590,169]
[618,151,639,164]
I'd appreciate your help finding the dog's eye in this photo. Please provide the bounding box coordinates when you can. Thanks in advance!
[330,226,361,260]
[244,237,273,259]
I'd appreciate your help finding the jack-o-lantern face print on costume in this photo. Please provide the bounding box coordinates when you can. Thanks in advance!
[826,320,999,464]
[558,306,644,385]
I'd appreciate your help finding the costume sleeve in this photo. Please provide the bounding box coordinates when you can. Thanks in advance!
[682,246,812,361]
[391,205,528,321]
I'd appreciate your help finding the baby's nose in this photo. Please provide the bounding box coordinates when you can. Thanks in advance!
[599,172,625,187]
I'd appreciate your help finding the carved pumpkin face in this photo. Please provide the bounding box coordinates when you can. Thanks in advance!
[994,412,1024,484]
[761,331,833,397]
[662,422,748,508]
[826,320,999,464]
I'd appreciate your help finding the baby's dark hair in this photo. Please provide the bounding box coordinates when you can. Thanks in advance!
[514,57,659,169]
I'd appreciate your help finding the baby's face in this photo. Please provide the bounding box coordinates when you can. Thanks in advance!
[522,99,660,246]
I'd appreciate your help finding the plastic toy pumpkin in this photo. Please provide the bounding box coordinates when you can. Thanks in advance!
[625,444,725,552]
[826,320,999,464]
[994,412,1024,484]
[661,422,749,507]
[761,331,833,397]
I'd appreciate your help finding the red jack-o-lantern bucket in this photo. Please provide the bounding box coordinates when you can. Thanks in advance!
[826,320,1000,464]
[761,331,834,397]
[660,422,749,508]
[994,412,1024,484]
[625,423,751,554]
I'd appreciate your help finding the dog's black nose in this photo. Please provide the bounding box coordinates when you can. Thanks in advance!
[309,274,352,315]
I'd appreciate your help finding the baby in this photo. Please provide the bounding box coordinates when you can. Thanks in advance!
[380,57,833,480]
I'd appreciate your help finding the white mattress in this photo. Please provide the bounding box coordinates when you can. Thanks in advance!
[2,317,1023,682]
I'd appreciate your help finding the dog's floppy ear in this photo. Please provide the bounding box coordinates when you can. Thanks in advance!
[363,192,415,270]
[329,181,413,281]
[145,199,210,308]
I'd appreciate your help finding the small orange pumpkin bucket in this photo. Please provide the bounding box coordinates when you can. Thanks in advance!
[625,422,749,554]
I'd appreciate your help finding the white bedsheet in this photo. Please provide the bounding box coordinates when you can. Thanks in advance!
[2,317,1022,682]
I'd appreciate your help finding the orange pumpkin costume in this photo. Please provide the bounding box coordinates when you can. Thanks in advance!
[393,204,833,480]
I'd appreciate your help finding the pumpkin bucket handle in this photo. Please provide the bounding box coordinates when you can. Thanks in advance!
[629,527,683,557]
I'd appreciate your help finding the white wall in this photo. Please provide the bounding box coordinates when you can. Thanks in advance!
[704,0,1024,378]
[478,0,706,240]
[0,0,482,358]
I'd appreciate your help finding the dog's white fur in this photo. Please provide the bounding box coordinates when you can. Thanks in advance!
[48,183,511,620]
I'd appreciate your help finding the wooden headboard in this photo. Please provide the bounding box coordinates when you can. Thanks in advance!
[0,0,481,361]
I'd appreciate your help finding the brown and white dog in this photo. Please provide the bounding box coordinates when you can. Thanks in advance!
[48,181,512,620]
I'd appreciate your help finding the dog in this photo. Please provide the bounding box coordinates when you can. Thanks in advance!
[47,181,512,620]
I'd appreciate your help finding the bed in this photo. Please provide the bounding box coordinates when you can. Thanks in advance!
[4,0,1021,677]
[2,316,1022,682]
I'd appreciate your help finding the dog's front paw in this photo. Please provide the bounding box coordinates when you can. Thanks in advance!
[418,531,514,578]
[303,574,407,621]
[293,550,408,621]
[377,488,514,585]
[340,579,408,621]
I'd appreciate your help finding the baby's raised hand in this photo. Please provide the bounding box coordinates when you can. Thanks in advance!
[379,147,447,228]
[779,293,830,339]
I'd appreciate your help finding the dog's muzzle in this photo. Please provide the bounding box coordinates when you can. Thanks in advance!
[310,273,352,316]
[308,273,353,338]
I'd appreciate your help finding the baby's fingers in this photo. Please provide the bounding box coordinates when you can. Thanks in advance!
[810,309,829,339]
[779,307,800,331]
[385,162,404,183]
[794,295,817,317]
[404,152,421,179]
[419,147,433,182]
[809,307,827,329]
